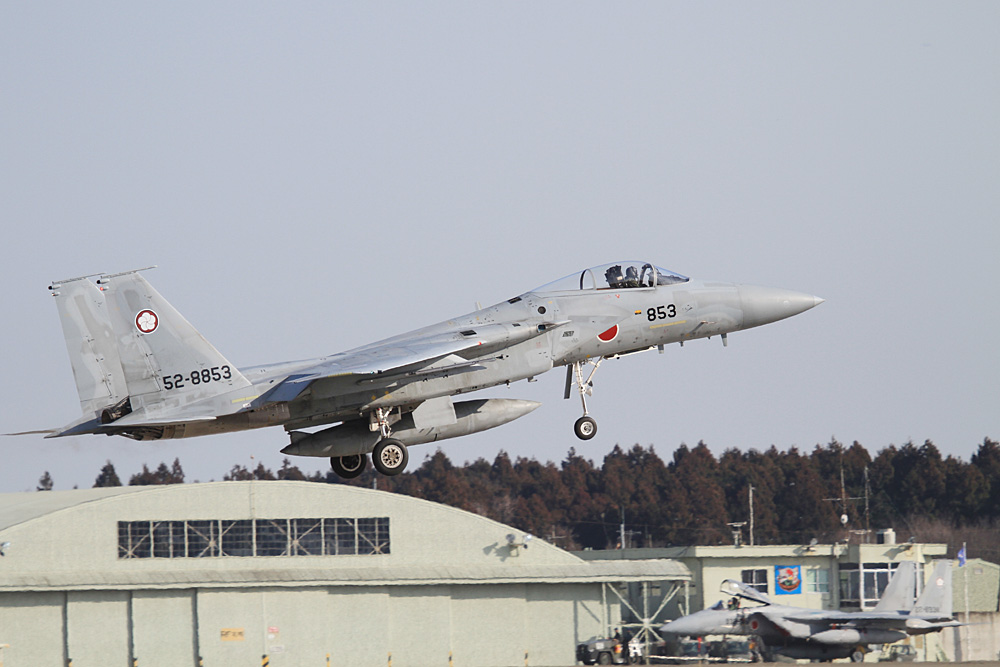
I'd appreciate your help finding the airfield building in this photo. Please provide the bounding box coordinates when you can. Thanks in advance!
[0,481,689,667]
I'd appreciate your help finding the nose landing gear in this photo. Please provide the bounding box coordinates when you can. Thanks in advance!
[574,415,597,440]
[565,359,603,440]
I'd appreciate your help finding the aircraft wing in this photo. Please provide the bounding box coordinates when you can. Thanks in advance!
[782,610,908,627]
[778,610,962,632]
[263,321,568,404]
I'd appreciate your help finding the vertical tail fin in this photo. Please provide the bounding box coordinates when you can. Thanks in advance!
[98,269,251,412]
[49,274,129,417]
[873,560,916,612]
[912,560,953,619]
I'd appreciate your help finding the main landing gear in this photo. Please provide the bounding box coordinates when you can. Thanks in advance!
[372,438,408,476]
[328,407,410,479]
[566,359,603,440]
[330,453,367,479]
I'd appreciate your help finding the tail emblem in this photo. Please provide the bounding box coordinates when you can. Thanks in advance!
[135,309,159,334]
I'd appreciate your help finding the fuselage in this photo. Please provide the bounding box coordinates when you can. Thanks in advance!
[144,263,822,439]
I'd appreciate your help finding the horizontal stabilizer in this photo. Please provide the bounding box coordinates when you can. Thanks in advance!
[43,414,106,438]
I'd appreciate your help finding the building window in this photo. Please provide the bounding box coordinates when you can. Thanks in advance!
[838,562,902,608]
[118,517,390,559]
[806,568,829,593]
[741,568,768,594]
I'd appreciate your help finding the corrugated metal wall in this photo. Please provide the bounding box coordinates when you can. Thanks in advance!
[0,583,608,667]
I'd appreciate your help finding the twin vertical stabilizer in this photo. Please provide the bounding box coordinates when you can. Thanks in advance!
[50,269,249,431]
[96,270,251,413]
[49,274,129,417]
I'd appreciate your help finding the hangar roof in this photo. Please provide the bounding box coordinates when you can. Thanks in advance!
[0,482,690,592]
[0,486,136,532]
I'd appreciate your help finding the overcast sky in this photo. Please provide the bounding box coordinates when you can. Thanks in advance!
[1,3,997,493]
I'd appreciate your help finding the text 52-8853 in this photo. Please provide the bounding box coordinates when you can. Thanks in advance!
[162,366,232,390]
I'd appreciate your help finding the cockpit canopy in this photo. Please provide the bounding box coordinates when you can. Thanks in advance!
[532,262,689,293]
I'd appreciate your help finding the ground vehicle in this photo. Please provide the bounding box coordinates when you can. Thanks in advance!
[652,637,756,664]
[577,637,644,664]
[708,638,754,662]
[878,644,917,662]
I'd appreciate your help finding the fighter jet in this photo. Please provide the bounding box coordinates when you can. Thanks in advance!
[33,262,821,477]
[660,560,961,662]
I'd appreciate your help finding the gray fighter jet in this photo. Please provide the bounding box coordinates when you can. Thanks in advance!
[660,560,961,662]
[36,262,821,477]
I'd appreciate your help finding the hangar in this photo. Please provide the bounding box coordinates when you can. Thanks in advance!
[0,481,688,666]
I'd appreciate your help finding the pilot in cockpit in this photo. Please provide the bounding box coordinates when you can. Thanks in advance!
[604,265,625,289]
[624,265,640,288]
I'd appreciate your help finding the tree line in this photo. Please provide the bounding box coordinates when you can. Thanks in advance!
[38,437,1000,562]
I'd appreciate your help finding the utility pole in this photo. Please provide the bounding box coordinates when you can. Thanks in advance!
[963,543,971,659]
[824,462,865,540]
[619,506,626,550]
[749,485,755,547]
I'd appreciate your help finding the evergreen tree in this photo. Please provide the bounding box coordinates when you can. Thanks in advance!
[129,459,185,485]
[93,460,122,487]
[942,454,987,523]
[37,471,53,491]
[669,442,727,544]
[223,461,275,481]
[971,438,1000,519]
[890,441,947,518]
[277,458,308,481]
[774,446,838,541]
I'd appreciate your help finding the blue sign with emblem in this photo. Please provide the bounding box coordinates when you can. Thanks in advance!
[774,565,802,595]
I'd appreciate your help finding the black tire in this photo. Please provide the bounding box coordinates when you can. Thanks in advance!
[597,652,613,665]
[574,416,598,440]
[850,649,865,663]
[330,454,367,479]
[372,438,409,476]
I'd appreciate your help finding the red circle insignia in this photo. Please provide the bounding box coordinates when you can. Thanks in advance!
[135,309,158,334]
[597,325,619,342]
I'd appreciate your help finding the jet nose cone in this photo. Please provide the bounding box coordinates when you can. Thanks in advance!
[738,285,824,330]
[659,608,727,636]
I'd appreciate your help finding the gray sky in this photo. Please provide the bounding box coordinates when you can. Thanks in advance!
[2,3,997,493]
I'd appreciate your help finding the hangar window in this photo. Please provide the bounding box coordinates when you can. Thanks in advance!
[220,520,253,557]
[291,518,323,556]
[117,517,390,559]
[357,517,390,555]
[118,521,151,559]
[187,520,219,557]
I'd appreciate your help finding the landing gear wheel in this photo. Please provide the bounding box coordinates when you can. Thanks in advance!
[574,416,597,440]
[372,438,409,476]
[850,649,865,663]
[330,453,367,479]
